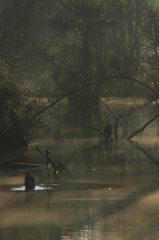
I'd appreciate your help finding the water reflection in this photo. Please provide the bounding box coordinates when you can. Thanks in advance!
[11,186,52,191]
[61,201,103,240]
[1,133,159,239]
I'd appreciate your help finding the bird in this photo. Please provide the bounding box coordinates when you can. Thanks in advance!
[24,173,35,190]
[104,123,113,140]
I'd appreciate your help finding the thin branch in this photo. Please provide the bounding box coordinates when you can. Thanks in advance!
[126,113,159,140]
[63,112,105,135]
[114,75,159,98]
[120,98,156,118]
[65,146,84,166]
[98,96,155,140]
[98,97,117,120]
[81,124,104,134]
[138,63,159,94]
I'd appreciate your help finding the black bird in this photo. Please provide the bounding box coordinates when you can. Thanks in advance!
[104,123,113,140]
[24,173,35,190]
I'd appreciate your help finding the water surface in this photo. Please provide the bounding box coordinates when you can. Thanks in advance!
[1,130,159,240]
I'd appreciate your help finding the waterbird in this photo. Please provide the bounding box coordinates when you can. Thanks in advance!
[104,123,113,140]
[89,166,96,172]
[24,173,35,190]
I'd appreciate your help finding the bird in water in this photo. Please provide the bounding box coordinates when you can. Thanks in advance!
[24,173,35,190]
[104,123,113,140]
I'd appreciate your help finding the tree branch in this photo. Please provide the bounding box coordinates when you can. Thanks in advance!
[126,113,159,140]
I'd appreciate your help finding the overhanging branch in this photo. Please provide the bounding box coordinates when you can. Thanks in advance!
[126,113,159,140]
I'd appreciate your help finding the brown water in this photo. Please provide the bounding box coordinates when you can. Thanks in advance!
[1,127,159,240]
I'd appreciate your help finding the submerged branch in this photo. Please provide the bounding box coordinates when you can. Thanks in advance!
[65,146,84,166]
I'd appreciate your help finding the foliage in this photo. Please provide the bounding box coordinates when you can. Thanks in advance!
[1,0,159,148]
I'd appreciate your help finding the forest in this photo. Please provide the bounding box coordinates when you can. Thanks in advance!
[0,0,159,150]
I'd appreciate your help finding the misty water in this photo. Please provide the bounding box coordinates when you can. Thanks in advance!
[1,121,159,240]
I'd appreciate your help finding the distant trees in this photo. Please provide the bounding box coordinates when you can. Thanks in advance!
[0,0,49,56]
[1,0,159,149]
[48,0,159,138]
[0,59,25,148]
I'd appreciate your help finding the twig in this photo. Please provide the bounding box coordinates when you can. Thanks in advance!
[65,146,84,166]
[126,113,159,140]
[36,146,46,158]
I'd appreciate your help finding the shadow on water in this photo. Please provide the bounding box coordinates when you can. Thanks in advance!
[63,185,159,240]
[1,131,159,239]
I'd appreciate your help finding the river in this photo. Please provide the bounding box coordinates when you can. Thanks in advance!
[0,119,159,240]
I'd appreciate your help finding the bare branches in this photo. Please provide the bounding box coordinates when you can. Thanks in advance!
[98,95,156,140]
[127,113,159,140]
[98,97,117,120]
[112,75,159,98]
[80,124,104,134]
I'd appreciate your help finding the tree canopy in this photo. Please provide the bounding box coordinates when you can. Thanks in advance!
[1,0,159,149]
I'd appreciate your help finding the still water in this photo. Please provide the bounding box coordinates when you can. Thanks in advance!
[1,126,159,240]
